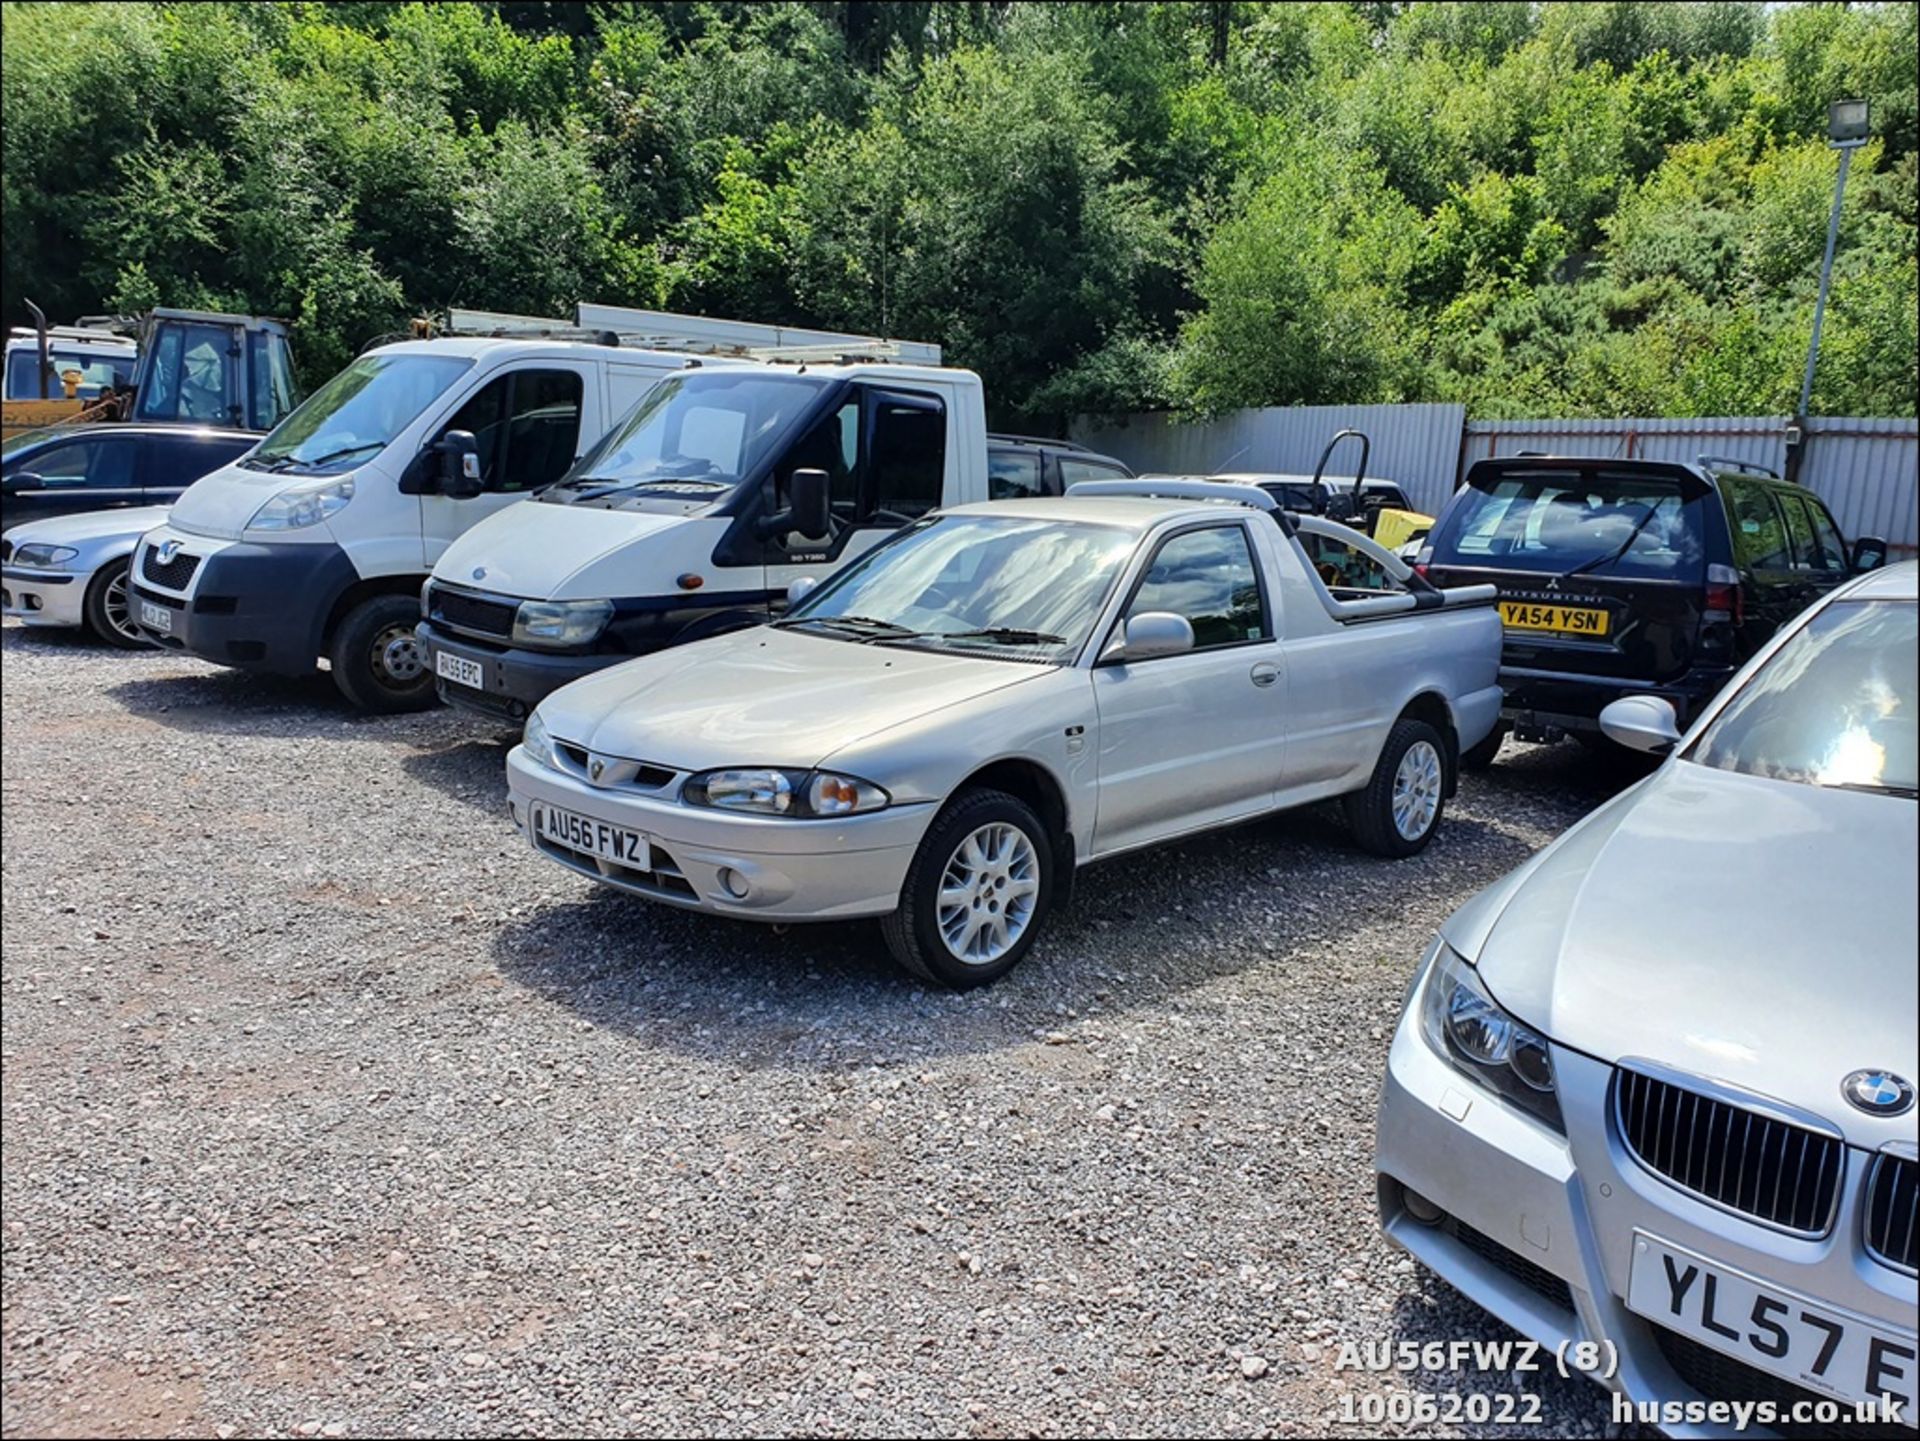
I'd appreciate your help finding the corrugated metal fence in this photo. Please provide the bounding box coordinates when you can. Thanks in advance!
[1072,408,1920,556]
[1071,403,1467,516]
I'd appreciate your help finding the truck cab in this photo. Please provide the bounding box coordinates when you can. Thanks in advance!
[419,345,994,722]
[129,328,704,710]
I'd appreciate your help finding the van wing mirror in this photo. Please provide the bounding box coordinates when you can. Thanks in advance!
[1102,611,1195,664]
[435,431,483,499]
[1851,535,1888,573]
[760,467,832,542]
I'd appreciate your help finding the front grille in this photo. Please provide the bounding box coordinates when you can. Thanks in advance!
[1615,1069,1844,1236]
[554,741,675,791]
[140,545,200,590]
[1865,1153,1918,1274]
[430,585,516,640]
[533,830,696,900]
[1654,1327,1902,1440]
[1451,1219,1574,1313]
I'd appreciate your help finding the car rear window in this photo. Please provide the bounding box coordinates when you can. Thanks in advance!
[1431,469,1707,581]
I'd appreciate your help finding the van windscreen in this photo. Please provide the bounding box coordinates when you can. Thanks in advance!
[1430,469,1707,581]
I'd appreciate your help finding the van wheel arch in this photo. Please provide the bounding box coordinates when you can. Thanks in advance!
[322,574,431,651]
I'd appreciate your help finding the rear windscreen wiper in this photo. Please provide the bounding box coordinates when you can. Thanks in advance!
[1555,501,1662,584]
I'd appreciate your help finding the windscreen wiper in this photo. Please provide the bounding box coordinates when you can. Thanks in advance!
[931,627,1066,646]
[781,614,921,641]
[290,441,385,471]
[1826,779,1919,799]
[1555,501,1662,584]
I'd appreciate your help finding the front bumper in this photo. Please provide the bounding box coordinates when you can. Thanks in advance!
[505,745,931,921]
[1375,951,1917,1438]
[1498,662,1737,735]
[418,621,616,721]
[130,525,355,674]
[1,565,85,628]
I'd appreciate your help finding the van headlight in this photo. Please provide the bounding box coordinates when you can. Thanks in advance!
[683,768,889,817]
[522,709,557,769]
[512,598,614,648]
[1420,942,1562,1130]
[248,476,354,531]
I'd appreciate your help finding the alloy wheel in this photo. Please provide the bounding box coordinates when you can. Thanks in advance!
[935,822,1040,965]
[1392,739,1443,841]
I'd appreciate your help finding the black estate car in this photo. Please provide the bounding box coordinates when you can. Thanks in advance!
[1418,455,1888,764]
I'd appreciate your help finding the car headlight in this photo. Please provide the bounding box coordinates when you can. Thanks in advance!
[248,476,354,531]
[10,543,78,568]
[682,767,890,818]
[512,598,614,648]
[522,709,557,769]
[1420,942,1562,1130]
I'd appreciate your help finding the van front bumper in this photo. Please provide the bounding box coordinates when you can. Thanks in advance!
[505,745,931,921]
[418,621,616,721]
[2,565,85,628]
[130,526,354,674]
[1376,947,1918,1438]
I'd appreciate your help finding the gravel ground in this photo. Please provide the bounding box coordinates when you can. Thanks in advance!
[2,624,1637,1439]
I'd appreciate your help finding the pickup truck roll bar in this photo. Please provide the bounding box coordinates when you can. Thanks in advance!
[1065,476,1279,511]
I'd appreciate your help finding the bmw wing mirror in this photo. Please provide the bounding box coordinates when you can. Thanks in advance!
[1598,695,1682,756]
[3,472,45,494]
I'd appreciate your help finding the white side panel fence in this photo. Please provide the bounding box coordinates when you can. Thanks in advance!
[1073,407,1919,557]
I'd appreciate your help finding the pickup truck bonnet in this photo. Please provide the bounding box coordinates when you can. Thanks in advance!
[434,498,694,601]
[535,625,1047,774]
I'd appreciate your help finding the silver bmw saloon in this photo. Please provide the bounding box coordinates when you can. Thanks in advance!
[1375,562,1917,1435]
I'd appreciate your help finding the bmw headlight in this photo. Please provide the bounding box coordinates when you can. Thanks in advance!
[512,598,614,649]
[683,767,889,818]
[1420,942,1562,1130]
[522,709,557,770]
[248,476,354,531]
[10,543,78,568]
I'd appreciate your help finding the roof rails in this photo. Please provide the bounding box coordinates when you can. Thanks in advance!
[7,324,138,347]
[1064,477,1278,511]
[423,304,942,366]
[1698,453,1781,480]
[988,432,1092,452]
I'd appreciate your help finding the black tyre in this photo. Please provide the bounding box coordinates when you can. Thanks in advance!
[82,556,146,649]
[1343,717,1449,858]
[329,594,436,714]
[880,788,1053,989]
[1457,721,1507,772]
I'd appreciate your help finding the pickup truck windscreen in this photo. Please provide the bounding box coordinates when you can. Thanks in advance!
[543,371,830,513]
[1431,470,1707,582]
[243,353,473,475]
[779,514,1136,663]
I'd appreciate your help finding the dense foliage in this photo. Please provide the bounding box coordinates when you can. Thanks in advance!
[4,1,1914,422]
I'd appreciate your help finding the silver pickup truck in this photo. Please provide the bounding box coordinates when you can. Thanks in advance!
[505,480,1503,985]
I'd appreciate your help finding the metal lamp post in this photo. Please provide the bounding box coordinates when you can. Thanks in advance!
[1797,99,1871,417]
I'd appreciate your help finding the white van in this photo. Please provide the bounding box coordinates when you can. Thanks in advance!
[127,308,896,711]
[415,340,1018,723]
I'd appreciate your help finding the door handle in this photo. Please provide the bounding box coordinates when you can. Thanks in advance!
[1250,663,1280,688]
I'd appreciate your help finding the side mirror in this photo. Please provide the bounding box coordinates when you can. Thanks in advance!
[760,467,832,542]
[1102,611,1195,664]
[3,472,45,495]
[1598,695,1682,756]
[1851,535,1888,573]
[786,576,818,610]
[435,431,483,499]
